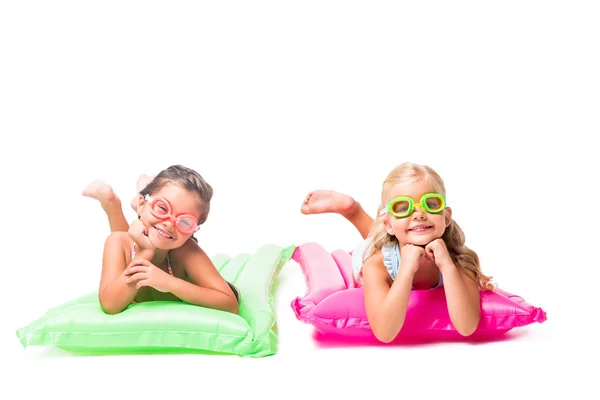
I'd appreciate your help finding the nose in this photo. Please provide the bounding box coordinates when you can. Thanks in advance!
[412,206,427,220]
[163,217,176,230]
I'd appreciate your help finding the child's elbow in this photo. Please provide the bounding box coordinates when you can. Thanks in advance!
[374,331,397,344]
[226,301,239,315]
[213,292,239,315]
[100,303,124,315]
[368,312,402,343]
[456,316,480,337]
[98,294,125,315]
[102,308,121,315]
[372,324,400,343]
[456,325,477,337]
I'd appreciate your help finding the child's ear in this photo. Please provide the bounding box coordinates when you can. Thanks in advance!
[444,207,453,227]
[382,216,395,235]
[378,205,395,235]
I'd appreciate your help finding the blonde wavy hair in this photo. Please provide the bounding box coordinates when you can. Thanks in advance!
[363,162,495,291]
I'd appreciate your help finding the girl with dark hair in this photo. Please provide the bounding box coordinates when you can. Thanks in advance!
[83,165,239,315]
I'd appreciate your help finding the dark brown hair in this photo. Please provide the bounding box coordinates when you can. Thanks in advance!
[140,164,214,225]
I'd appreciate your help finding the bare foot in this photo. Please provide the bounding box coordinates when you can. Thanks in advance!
[83,179,130,232]
[82,179,118,208]
[136,174,154,192]
[300,190,358,217]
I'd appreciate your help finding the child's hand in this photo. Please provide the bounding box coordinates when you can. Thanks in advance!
[128,219,155,251]
[425,239,452,268]
[399,244,426,275]
[124,258,174,293]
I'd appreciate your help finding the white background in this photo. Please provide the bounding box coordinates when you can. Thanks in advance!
[1,1,598,399]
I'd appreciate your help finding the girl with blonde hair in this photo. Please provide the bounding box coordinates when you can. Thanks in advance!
[300,162,494,342]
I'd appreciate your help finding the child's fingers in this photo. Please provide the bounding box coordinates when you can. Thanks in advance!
[124,266,139,275]
[127,258,150,268]
[426,246,435,260]
[135,279,149,289]
[126,272,147,283]
[124,265,147,276]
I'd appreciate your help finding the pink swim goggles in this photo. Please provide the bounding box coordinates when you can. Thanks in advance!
[144,194,200,234]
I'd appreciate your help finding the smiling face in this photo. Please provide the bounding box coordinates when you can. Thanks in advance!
[137,183,203,250]
[382,178,452,246]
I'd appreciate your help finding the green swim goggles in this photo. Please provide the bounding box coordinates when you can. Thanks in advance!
[379,193,447,218]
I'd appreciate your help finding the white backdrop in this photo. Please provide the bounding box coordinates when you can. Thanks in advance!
[1,1,598,399]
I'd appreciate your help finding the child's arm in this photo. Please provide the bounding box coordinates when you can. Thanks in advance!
[166,240,239,314]
[438,262,481,336]
[362,252,414,343]
[98,232,140,314]
[426,239,481,336]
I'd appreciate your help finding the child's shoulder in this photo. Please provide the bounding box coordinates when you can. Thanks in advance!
[171,237,207,259]
[361,250,391,282]
[103,231,133,250]
[362,249,385,269]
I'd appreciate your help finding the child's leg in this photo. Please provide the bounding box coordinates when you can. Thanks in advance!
[82,180,130,232]
[301,190,375,239]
